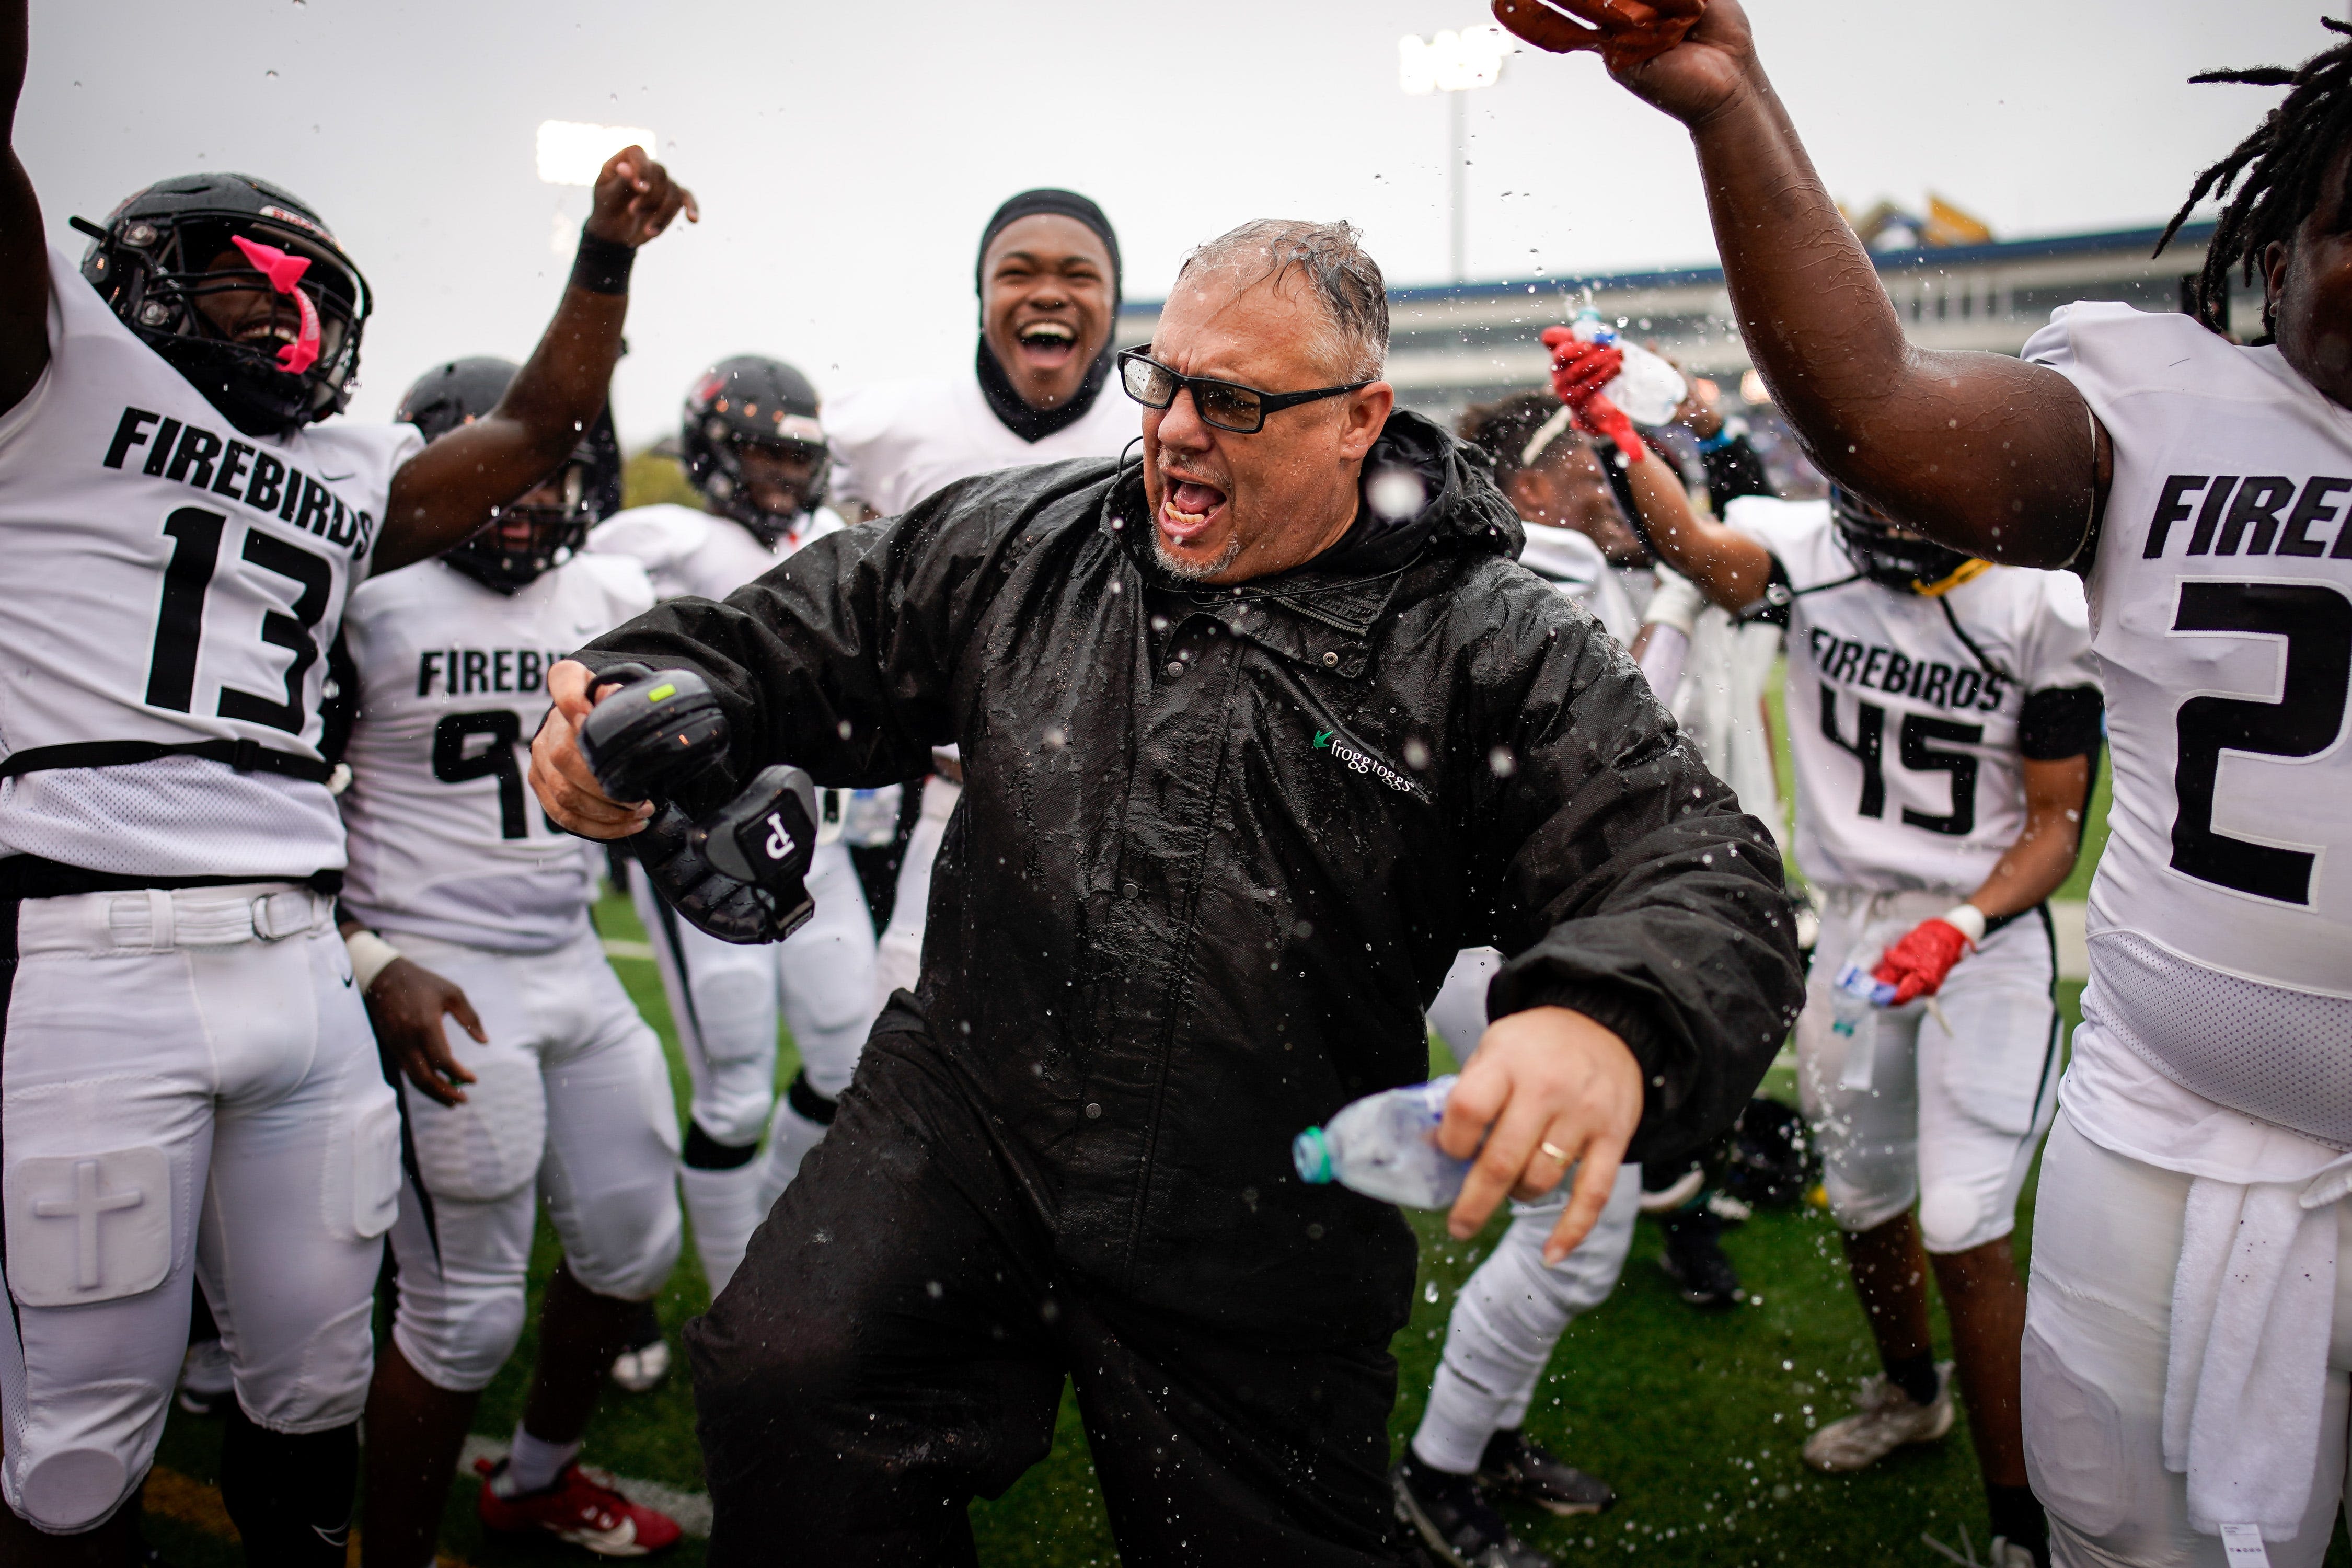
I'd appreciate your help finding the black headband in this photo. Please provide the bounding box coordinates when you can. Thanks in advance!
[974,188,1122,307]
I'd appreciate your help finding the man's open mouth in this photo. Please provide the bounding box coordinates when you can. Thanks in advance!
[1016,321,1077,368]
[1159,475,1228,544]
[236,319,298,348]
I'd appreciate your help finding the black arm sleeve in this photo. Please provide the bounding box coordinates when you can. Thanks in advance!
[2019,684,2104,760]
[1472,580,1807,1165]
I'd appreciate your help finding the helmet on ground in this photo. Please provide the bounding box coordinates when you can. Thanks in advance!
[681,355,828,544]
[396,356,621,594]
[1830,486,1979,594]
[75,172,370,437]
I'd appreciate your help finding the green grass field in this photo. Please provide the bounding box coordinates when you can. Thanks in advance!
[136,681,2350,1567]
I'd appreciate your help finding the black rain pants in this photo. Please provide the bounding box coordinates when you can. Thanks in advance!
[684,1023,1411,1567]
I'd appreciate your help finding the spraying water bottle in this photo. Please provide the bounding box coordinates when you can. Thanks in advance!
[1830,958,1897,1092]
[1568,307,1688,428]
[1294,1076,1471,1209]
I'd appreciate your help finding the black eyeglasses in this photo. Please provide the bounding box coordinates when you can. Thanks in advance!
[1117,347,1370,434]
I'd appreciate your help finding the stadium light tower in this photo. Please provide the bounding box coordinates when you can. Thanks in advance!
[1399,25,1509,283]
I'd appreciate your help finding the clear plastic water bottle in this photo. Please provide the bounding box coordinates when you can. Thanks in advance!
[1569,307,1688,428]
[1294,1076,1471,1209]
[1830,959,1897,1091]
[838,785,904,848]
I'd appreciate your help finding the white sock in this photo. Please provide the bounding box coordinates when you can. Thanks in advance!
[499,1425,582,1496]
[678,1161,766,1297]
[754,1098,832,1213]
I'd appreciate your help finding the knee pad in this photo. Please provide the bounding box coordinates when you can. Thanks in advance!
[1918,1181,2005,1254]
[12,1444,137,1535]
[394,1277,529,1394]
[2021,1324,2130,1539]
[560,1180,683,1304]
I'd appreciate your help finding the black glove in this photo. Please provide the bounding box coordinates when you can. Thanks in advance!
[630,803,795,945]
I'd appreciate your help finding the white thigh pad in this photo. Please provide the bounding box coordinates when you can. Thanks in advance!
[403,1046,547,1204]
[5,1146,171,1307]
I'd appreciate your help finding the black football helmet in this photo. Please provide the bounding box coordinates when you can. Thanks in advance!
[74,172,370,438]
[396,356,621,594]
[681,355,828,545]
[1831,486,1979,594]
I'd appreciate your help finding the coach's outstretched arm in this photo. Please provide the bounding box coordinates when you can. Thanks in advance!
[0,0,47,415]
[372,148,696,574]
[1495,0,2102,567]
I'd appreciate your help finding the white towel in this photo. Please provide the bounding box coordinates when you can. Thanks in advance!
[2162,1167,2346,1540]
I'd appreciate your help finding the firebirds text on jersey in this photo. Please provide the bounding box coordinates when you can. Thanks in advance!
[100,403,377,555]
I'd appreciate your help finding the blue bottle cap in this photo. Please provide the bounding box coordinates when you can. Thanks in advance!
[1293,1127,1332,1184]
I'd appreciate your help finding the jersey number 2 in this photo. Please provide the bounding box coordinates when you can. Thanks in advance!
[432,711,529,839]
[2170,582,2352,905]
[145,505,332,732]
[1819,685,1982,836]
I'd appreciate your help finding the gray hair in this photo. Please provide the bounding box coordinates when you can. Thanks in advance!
[1175,219,1388,383]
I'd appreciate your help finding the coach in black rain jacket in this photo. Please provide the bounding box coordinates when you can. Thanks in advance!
[540,234,1800,1567]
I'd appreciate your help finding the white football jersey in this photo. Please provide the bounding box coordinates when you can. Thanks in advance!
[1518,522,1638,645]
[1727,497,2099,895]
[337,554,654,952]
[824,370,1137,518]
[0,246,421,879]
[585,501,846,603]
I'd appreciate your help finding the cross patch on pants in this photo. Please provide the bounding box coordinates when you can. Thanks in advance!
[5,1147,171,1307]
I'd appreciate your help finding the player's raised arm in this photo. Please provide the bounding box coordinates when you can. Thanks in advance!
[373,145,696,574]
[0,0,48,415]
[1496,0,2102,568]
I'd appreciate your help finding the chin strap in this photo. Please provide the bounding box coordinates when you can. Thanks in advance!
[1911,557,1991,598]
[229,235,321,375]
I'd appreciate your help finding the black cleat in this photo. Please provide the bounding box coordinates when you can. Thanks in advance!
[1658,1209,1744,1309]
[1475,1429,1616,1517]
[1391,1453,1557,1568]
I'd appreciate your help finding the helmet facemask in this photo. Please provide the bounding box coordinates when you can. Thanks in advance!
[696,428,831,545]
[1830,486,1979,594]
[83,207,367,438]
[442,462,598,595]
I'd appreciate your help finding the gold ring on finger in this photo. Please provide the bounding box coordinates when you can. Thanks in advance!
[1539,1140,1571,1165]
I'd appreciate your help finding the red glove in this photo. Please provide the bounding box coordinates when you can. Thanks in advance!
[1873,918,1974,1005]
[1540,326,1648,465]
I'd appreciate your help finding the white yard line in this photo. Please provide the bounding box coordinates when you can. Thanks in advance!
[602,938,656,961]
[459,1435,712,1539]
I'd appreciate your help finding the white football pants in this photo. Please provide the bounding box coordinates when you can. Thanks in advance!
[1412,947,1643,1474]
[872,776,957,1007]
[385,930,682,1393]
[631,837,877,1293]
[1798,885,2062,1254]
[2026,1114,2352,1567]
[1,885,395,1534]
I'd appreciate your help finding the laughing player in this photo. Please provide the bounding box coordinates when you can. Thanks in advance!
[0,5,691,1559]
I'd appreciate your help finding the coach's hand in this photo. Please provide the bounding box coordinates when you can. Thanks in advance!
[531,659,655,839]
[1438,1007,1643,1264]
[586,145,698,248]
[364,959,484,1108]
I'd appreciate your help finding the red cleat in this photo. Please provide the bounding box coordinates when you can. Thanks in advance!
[475,1457,682,1557]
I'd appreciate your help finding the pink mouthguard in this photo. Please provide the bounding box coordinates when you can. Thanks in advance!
[230,234,321,375]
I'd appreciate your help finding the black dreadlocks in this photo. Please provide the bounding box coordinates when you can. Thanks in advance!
[2157,16,2352,339]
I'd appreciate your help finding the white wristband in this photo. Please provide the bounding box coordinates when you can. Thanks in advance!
[1939,904,1987,946]
[1641,568,1706,637]
[344,929,403,993]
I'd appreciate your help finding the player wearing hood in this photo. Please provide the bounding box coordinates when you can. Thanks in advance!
[823,189,1139,1004]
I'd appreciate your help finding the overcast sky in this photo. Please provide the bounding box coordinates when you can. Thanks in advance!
[15,1,2335,446]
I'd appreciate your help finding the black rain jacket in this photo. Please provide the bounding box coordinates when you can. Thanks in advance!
[577,410,1803,1345]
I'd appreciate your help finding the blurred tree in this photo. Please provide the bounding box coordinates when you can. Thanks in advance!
[622,444,701,512]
